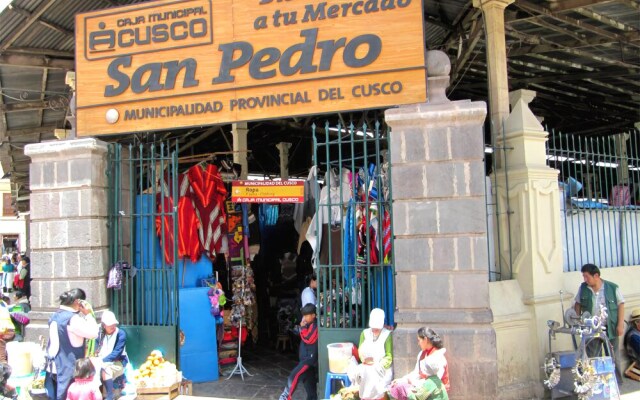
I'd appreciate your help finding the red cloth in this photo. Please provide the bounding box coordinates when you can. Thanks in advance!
[156,173,178,265]
[188,164,227,260]
[156,173,203,265]
[382,209,392,264]
[156,164,227,265]
[177,174,203,263]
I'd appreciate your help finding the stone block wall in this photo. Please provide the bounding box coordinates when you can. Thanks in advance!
[24,139,110,340]
[386,98,498,399]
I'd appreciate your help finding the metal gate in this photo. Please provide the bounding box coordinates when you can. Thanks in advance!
[107,141,180,368]
[312,121,395,389]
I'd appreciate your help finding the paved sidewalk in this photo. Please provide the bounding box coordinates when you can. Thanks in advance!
[181,342,640,400]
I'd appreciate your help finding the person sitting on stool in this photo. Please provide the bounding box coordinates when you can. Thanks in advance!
[279,304,318,400]
[94,311,128,400]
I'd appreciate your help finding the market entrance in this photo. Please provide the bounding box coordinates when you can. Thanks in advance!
[104,118,395,397]
[311,121,395,393]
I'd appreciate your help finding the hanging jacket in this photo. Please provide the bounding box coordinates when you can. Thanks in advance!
[156,172,204,265]
[188,164,227,261]
[306,168,351,269]
[293,166,318,233]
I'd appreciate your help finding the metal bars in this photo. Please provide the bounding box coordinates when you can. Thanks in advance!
[107,141,180,326]
[546,130,640,271]
[312,121,395,329]
[485,121,514,282]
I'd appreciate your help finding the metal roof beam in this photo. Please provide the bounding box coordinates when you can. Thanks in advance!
[506,28,640,69]
[456,67,636,88]
[528,18,590,44]
[5,125,57,136]
[0,54,74,70]
[0,99,54,113]
[0,0,57,51]
[2,47,74,58]
[547,0,618,12]
[574,8,636,32]
[528,54,595,71]
[452,18,484,83]
[513,0,638,44]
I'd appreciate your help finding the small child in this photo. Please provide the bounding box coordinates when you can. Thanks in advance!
[66,358,102,400]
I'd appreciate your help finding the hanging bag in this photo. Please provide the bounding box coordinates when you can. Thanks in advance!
[107,262,123,290]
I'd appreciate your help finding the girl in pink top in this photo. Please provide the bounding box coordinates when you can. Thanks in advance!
[66,358,102,400]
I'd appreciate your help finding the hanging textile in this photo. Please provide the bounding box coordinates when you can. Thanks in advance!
[306,167,352,268]
[382,207,392,264]
[178,173,203,263]
[156,173,178,265]
[293,166,318,233]
[188,163,227,260]
[343,199,356,286]
[258,204,279,228]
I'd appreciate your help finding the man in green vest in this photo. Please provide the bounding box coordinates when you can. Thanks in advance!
[573,263,625,379]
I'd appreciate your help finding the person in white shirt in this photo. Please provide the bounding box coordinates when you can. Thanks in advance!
[94,310,128,400]
[45,288,99,400]
[301,273,317,307]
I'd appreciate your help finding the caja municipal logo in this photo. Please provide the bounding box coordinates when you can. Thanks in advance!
[83,0,213,61]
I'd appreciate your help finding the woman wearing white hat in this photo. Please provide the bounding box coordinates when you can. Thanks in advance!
[95,310,128,400]
[348,308,393,400]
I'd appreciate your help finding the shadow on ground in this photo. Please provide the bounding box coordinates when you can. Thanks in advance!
[192,342,309,400]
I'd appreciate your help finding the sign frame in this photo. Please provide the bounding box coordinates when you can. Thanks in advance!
[75,0,427,135]
[231,180,305,203]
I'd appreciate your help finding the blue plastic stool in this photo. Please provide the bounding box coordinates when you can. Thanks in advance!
[324,372,351,398]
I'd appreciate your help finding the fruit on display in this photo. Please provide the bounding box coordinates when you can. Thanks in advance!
[132,350,179,387]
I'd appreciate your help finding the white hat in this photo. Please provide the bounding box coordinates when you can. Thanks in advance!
[101,310,119,326]
[369,308,385,329]
[631,308,640,322]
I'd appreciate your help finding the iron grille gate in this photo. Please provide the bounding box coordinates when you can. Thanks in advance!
[312,121,395,391]
[107,141,180,368]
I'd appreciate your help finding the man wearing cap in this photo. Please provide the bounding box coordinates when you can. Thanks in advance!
[349,308,393,400]
[625,308,640,364]
[96,310,128,400]
[279,303,318,400]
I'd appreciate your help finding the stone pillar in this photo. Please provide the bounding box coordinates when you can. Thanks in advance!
[232,122,249,179]
[493,90,567,389]
[473,0,514,157]
[385,51,498,399]
[24,138,109,340]
[276,142,292,180]
[614,133,630,185]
